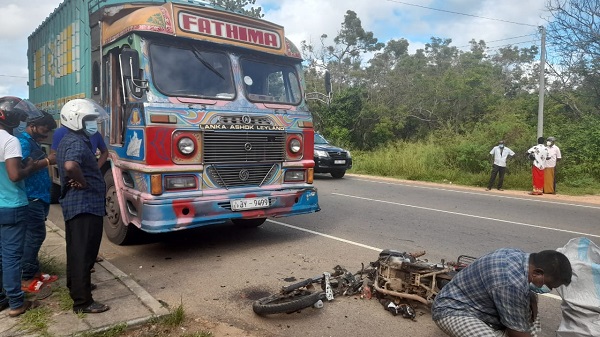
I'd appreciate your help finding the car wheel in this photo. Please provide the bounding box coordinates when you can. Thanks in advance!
[331,170,346,179]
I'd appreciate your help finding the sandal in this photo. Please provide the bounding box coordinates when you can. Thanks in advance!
[37,273,58,283]
[95,256,104,262]
[34,284,53,300]
[74,301,109,314]
[8,300,40,317]
[22,279,45,293]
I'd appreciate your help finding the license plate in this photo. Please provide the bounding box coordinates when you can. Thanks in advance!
[334,160,346,164]
[231,197,270,211]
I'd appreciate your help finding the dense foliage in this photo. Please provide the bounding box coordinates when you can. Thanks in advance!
[301,5,600,192]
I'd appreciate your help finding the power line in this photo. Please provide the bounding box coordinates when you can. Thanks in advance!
[385,0,538,27]
[0,74,27,79]
[456,34,538,48]
[486,40,539,50]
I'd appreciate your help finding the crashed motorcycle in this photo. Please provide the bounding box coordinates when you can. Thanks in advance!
[372,249,475,306]
[252,249,476,317]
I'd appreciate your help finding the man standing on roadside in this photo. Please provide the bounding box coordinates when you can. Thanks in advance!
[56,98,109,314]
[0,96,39,317]
[544,136,561,194]
[486,140,515,191]
[17,111,59,296]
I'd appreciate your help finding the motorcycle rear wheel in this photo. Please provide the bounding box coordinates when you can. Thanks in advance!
[253,290,323,315]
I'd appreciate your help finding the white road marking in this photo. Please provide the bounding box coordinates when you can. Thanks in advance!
[332,192,600,239]
[267,219,382,252]
[267,218,563,301]
[350,177,600,210]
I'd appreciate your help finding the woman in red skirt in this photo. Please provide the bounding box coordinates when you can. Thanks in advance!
[527,137,549,195]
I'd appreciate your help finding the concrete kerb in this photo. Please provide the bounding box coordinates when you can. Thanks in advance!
[44,220,170,335]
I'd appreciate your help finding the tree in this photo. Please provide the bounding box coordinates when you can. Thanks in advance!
[545,0,600,113]
[209,0,263,18]
[324,10,384,91]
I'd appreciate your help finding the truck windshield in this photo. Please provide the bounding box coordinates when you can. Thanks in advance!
[240,58,302,105]
[150,43,235,99]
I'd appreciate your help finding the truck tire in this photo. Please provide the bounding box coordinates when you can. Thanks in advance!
[104,170,137,245]
[232,218,266,227]
[330,170,346,179]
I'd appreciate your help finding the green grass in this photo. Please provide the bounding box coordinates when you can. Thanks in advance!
[350,142,600,195]
[18,305,52,336]
[80,323,127,337]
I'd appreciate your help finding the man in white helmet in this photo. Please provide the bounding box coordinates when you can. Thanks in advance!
[56,98,109,314]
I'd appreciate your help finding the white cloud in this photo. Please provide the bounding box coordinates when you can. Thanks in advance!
[1,0,547,98]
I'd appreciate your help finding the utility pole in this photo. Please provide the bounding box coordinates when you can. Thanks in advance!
[537,26,546,138]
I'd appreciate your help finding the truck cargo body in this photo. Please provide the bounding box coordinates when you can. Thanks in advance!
[28,0,320,244]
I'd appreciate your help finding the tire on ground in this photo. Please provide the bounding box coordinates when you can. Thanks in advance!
[253,290,322,315]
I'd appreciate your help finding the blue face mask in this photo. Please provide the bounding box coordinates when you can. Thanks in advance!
[529,282,551,294]
[84,120,98,136]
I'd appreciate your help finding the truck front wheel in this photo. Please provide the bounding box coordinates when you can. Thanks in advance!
[104,170,137,245]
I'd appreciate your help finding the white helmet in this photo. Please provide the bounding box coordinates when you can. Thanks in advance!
[60,98,107,131]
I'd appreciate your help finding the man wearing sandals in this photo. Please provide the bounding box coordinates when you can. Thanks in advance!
[56,99,109,314]
[17,110,59,296]
[0,96,39,317]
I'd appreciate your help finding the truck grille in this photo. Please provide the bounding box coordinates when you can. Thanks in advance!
[206,164,278,188]
[204,131,285,163]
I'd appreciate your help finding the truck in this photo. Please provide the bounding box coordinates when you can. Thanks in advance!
[28,0,321,244]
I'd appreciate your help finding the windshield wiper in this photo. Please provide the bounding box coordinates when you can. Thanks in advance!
[191,45,225,80]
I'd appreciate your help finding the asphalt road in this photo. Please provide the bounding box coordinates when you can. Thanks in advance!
[48,174,600,337]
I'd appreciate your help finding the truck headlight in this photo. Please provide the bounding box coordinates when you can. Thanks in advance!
[165,175,197,190]
[289,138,301,153]
[178,137,195,155]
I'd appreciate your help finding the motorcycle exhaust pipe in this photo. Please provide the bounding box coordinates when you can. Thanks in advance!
[373,276,431,305]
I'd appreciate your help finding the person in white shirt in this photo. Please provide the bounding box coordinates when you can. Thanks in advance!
[486,140,515,191]
[544,136,561,194]
[527,137,549,195]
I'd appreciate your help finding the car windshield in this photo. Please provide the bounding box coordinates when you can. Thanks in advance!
[314,133,329,145]
[240,58,302,105]
[149,42,235,99]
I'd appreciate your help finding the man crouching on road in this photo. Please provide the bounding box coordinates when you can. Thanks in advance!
[432,249,572,337]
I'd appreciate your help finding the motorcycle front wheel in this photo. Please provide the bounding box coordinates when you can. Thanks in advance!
[252,290,323,315]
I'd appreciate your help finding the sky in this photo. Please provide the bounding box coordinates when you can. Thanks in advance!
[0,0,549,99]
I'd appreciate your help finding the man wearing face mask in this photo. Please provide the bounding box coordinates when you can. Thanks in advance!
[17,111,59,297]
[432,248,572,337]
[56,99,109,314]
[486,140,515,191]
[544,137,561,194]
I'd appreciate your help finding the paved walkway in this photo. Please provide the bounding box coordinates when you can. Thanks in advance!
[0,221,169,337]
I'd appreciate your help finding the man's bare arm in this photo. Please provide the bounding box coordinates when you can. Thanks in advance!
[64,160,87,188]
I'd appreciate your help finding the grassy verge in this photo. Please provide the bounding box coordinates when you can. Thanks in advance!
[350,143,600,196]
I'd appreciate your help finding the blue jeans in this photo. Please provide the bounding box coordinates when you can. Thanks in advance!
[0,206,28,310]
[22,200,50,280]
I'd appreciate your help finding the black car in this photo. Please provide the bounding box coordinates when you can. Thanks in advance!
[313,133,352,178]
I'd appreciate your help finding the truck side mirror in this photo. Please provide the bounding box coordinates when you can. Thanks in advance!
[119,48,140,80]
[119,48,147,98]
